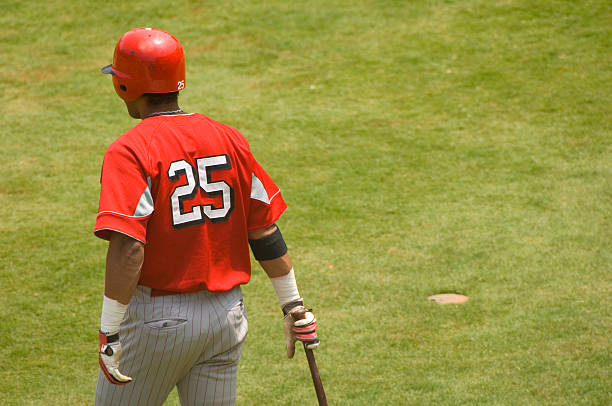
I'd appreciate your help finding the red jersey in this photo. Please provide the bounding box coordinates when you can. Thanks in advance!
[94,113,287,294]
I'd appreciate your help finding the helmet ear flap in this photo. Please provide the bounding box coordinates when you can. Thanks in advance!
[112,75,141,102]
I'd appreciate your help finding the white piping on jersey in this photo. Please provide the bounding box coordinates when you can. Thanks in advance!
[134,177,154,217]
[94,227,145,244]
[97,210,153,219]
[268,189,281,203]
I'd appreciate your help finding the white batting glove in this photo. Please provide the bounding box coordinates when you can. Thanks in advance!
[282,301,319,359]
[99,331,132,385]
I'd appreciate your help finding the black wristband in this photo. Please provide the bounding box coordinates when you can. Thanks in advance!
[282,299,304,316]
[100,330,120,343]
[248,225,288,261]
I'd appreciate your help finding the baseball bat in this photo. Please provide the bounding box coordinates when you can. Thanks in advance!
[303,343,328,406]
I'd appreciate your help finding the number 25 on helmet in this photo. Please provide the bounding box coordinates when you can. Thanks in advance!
[101,27,186,102]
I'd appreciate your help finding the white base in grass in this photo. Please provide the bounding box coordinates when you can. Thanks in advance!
[428,293,469,304]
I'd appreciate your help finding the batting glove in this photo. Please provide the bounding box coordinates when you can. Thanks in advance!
[99,331,132,385]
[282,301,319,359]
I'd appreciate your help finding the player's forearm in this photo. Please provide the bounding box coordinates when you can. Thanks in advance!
[247,225,283,273]
[248,224,293,277]
[104,232,144,305]
[257,253,293,278]
[248,225,301,307]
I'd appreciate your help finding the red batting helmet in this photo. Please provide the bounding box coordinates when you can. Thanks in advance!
[101,27,186,102]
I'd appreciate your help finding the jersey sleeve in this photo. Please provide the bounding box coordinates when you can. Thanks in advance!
[247,159,287,231]
[94,141,153,243]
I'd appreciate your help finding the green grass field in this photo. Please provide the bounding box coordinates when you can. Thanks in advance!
[1,0,610,404]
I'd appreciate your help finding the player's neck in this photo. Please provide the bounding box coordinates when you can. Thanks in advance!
[143,102,183,119]
[125,96,184,120]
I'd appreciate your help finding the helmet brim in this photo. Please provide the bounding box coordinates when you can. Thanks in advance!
[101,64,115,75]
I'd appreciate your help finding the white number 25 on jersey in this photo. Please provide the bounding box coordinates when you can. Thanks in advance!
[167,154,234,228]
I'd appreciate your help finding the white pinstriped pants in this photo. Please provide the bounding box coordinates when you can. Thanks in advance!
[95,285,248,406]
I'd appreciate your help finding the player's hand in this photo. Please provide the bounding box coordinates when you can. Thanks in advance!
[99,331,133,385]
[283,303,319,359]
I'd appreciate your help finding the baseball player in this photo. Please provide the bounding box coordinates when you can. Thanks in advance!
[94,27,319,406]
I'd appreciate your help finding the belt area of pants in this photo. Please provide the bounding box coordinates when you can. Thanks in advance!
[147,286,234,297]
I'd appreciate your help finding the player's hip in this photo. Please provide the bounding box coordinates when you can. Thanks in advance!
[121,284,247,357]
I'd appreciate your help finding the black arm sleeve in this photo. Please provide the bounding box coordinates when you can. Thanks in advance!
[248,225,288,261]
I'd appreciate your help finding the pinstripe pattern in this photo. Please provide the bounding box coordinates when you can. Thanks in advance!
[95,285,248,406]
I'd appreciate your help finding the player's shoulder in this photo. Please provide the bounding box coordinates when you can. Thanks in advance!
[104,120,154,157]
[198,114,249,142]
[194,113,255,160]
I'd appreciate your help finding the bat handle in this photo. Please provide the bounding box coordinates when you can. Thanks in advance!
[303,343,328,406]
